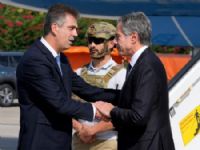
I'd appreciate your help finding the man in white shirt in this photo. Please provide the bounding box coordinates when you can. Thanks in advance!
[72,22,126,150]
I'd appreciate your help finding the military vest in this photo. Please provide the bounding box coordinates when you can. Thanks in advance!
[80,64,124,88]
[72,64,124,102]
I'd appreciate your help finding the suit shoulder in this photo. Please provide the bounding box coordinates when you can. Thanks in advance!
[142,50,164,68]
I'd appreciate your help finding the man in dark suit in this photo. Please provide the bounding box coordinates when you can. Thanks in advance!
[16,4,117,150]
[96,12,175,150]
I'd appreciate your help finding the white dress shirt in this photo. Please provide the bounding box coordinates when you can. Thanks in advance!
[129,45,148,68]
[40,37,59,58]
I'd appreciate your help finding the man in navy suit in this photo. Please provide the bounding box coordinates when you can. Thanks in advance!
[96,12,175,150]
[16,4,117,150]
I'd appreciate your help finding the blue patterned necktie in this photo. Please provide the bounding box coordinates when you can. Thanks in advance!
[55,56,62,75]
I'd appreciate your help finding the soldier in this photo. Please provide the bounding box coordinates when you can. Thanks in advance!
[72,22,126,150]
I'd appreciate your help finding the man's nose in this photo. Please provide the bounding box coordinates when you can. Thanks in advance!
[91,42,96,47]
[73,29,78,37]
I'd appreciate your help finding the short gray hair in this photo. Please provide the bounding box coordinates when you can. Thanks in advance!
[44,4,79,36]
[118,12,152,45]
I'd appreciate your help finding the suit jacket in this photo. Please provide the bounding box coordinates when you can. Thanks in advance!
[16,39,117,150]
[110,49,175,150]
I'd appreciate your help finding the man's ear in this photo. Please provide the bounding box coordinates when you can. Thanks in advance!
[51,23,57,36]
[130,32,138,44]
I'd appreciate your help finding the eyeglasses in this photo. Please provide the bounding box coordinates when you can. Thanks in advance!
[88,37,105,44]
[88,36,115,44]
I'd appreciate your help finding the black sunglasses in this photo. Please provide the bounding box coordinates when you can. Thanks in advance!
[88,37,105,44]
[88,36,115,44]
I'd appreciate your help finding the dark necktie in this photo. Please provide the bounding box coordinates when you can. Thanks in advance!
[126,63,132,79]
[55,56,62,75]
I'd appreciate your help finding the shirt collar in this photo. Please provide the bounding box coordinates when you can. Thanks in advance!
[40,37,60,58]
[130,45,148,67]
[88,58,115,72]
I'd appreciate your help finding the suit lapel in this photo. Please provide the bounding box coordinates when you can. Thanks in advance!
[60,53,70,94]
[35,39,64,81]
[133,48,149,68]
[123,48,149,84]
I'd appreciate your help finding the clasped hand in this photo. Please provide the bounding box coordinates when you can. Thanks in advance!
[93,101,114,121]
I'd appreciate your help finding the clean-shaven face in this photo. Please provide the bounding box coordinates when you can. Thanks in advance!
[116,22,132,56]
[56,14,78,51]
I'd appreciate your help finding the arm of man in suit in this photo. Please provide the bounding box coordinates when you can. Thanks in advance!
[71,71,120,105]
[21,57,95,121]
[109,65,158,129]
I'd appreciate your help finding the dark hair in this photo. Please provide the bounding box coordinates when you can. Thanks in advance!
[43,4,79,36]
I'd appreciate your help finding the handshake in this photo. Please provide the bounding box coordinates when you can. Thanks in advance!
[93,101,114,121]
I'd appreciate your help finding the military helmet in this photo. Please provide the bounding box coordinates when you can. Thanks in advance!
[86,22,116,40]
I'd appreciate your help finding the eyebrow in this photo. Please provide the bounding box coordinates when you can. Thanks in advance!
[67,25,78,29]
